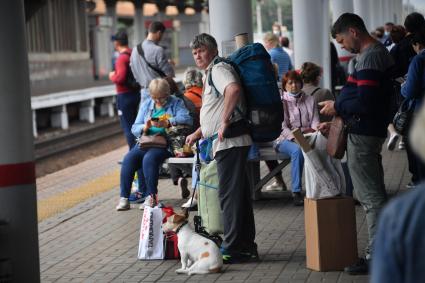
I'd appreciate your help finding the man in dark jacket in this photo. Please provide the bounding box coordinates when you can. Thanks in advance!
[320,13,394,275]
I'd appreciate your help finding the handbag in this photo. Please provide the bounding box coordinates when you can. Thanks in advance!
[326,116,348,159]
[138,134,167,149]
[393,99,415,136]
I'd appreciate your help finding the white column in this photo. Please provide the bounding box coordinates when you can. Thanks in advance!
[369,0,382,30]
[51,105,69,129]
[0,1,40,282]
[79,99,95,123]
[133,0,145,45]
[32,110,38,137]
[331,0,353,20]
[256,1,262,37]
[293,0,331,89]
[209,0,253,56]
[331,0,355,65]
[394,0,403,24]
[353,0,372,31]
[382,0,391,24]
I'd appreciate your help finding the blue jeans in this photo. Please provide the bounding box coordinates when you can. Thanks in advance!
[120,146,171,198]
[116,91,140,150]
[276,140,304,192]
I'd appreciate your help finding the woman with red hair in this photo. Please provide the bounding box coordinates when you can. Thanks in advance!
[275,70,320,206]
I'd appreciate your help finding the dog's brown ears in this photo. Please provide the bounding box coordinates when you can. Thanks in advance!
[172,213,187,223]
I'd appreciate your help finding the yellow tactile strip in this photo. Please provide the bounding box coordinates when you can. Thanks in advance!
[37,169,120,222]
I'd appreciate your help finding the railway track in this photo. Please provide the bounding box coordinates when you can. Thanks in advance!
[34,117,123,160]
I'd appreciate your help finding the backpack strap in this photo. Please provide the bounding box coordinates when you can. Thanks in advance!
[136,43,167,78]
[207,57,226,98]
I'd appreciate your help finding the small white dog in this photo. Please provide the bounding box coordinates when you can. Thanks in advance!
[162,213,223,275]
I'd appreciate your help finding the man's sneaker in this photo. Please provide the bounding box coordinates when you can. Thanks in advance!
[178,177,190,199]
[398,140,405,150]
[293,192,304,206]
[265,181,286,191]
[116,197,130,211]
[240,243,260,262]
[128,191,145,203]
[220,248,243,264]
[181,197,197,208]
[406,181,417,189]
[387,133,399,151]
[344,258,369,275]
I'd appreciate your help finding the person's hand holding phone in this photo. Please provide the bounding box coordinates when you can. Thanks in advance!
[150,117,169,128]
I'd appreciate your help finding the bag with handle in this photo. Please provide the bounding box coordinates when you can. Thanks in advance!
[137,134,167,149]
[393,98,415,136]
[138,205,164,260]
[326,116,347,159]
[208,43,284,142]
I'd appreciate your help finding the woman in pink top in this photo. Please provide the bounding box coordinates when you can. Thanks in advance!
[275,70,320,206]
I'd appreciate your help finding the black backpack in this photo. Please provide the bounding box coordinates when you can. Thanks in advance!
[122,51,141,92]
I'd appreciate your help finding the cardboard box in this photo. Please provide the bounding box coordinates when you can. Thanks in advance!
[304,197,358,271]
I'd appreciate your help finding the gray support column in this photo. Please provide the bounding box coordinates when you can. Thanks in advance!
[133,0,145,45]
[79,99,95,123]
[209,0,253,56]
[51,105,69,129]
[0,1,40,282]
[105,0,117,34]
[293,0,331,89]
[353,0,372,31]
[331,0,355,65]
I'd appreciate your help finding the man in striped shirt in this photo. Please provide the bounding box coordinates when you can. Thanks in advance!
[320,13,394,275]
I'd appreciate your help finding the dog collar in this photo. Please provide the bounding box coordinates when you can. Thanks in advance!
[175,221,189,234]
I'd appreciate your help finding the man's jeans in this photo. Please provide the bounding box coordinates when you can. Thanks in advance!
[116,91,140,149]
[276,140,304,192]
[120,146,170,198]
[347,133,387,257]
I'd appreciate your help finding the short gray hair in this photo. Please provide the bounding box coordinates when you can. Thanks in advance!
[183,67,203,89]
[149,78,170,97]
[190,33,218,51]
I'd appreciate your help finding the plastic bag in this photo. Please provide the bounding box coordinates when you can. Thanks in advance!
[304,133,346,199]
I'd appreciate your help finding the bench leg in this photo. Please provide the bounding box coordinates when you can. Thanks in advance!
[255,160,290,192]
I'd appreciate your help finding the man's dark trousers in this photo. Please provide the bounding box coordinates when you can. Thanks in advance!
[215,145,256,252]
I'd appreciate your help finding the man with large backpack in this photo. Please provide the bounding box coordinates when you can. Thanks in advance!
[109,30,140,150]
[185,33,258,264]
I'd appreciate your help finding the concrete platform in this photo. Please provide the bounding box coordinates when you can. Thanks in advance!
[36,144,410,282]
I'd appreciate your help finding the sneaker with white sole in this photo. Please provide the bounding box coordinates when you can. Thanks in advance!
[182,197,197,208]
[116,197,130,211]
[398,140,405,150]
[265,181,286,191]
[139,195,159,210]
[387,133,399,151]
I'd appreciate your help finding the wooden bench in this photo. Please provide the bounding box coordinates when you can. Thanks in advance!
[167,143,290,200]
